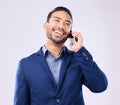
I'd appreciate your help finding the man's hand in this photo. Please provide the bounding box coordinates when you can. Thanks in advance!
[70,32,83,52]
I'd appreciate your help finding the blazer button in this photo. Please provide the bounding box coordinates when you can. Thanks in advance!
[56,98,60,103]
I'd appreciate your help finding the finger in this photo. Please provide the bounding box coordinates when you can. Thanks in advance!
[74,33,82,43]
[71,32,81,37]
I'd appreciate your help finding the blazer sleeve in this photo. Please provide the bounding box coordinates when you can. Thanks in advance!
[14,60,30,105]
[74,47,108,93]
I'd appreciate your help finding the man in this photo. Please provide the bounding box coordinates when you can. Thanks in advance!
[14,6,108,105]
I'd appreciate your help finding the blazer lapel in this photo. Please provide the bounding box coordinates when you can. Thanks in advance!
[37,48,56,86]
[57,48,73,90]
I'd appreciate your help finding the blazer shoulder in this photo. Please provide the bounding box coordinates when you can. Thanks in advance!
[20,48,43,63]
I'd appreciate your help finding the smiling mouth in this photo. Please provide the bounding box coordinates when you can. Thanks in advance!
[54,30,64,37]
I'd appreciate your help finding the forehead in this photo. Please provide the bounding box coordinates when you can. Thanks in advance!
[51,11,72,22]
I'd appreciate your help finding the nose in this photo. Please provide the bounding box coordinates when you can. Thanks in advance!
[59,21,64,29]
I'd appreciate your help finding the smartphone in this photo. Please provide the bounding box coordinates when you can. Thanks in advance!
[68,30,75,44]
[68,30,73,38]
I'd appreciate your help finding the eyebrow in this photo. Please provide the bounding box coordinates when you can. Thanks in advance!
[53,16,72,24]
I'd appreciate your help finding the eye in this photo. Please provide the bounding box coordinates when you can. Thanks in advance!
[66,23,70,26]
[65,22,71,27]
[54,19,60,22]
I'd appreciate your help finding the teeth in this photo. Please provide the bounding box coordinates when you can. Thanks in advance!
[55,30,63,35]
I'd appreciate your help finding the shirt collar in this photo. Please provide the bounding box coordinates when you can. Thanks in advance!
[42,45,66,58]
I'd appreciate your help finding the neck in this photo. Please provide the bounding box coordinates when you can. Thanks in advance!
[45,40,64,58]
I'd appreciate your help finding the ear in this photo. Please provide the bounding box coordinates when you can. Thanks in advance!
[43,22,48,31]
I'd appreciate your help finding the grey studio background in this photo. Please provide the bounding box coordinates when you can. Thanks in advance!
[0,0,120,105]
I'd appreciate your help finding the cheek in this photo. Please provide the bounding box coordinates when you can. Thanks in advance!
[66,27,71,33]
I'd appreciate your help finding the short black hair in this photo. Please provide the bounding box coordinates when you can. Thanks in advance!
[46,6,73,22]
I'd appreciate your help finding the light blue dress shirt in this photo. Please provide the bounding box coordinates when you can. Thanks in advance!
[42,46,65,84]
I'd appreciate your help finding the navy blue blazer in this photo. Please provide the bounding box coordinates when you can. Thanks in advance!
[14,47,108,105]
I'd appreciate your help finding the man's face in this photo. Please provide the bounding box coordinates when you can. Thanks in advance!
[44,11,72,44]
